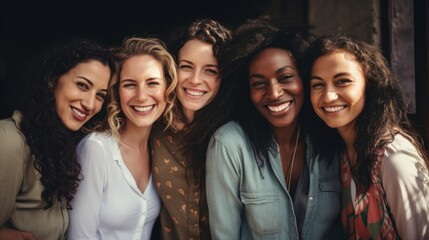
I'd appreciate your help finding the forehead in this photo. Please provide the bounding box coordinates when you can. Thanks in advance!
[178,39,216,62]
[249,48,296,70]
[313,51,361,70]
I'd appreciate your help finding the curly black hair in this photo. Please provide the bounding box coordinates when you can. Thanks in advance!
[18,39,115,209]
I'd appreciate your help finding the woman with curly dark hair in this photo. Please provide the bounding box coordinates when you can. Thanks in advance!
[307,33,429,239]
[205,16,342,239]
[0,39,115,240]
[149,19,231,240]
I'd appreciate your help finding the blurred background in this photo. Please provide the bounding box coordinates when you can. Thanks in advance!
[1,0,428,146]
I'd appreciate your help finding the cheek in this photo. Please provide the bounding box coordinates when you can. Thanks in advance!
[94,100,104,113]
[118,90,129,109]
[157,89,167,103]
[310,89,321,106]
[177,72,189,84]
[353,93,365,115]
[249,90,261,108]
[211,79,221,93]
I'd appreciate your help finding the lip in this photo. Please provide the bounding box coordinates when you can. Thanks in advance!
[71,106,88,122]
[322,105,347,113]
[183,87,207,98]
[131,104,156,115]
[265,100,292,113]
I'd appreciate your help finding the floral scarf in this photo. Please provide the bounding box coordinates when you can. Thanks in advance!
[340,151,400,239]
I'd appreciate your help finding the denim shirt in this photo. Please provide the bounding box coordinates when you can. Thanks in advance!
[206,121,342,240]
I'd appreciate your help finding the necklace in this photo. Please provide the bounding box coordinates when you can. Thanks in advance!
[287,124,300,191]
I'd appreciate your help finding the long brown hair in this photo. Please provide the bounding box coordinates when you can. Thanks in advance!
[306,33,429,190]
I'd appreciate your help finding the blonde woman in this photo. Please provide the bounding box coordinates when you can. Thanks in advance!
[68,37,177,240]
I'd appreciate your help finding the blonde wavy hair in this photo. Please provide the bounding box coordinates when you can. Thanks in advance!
[107,37,177,140]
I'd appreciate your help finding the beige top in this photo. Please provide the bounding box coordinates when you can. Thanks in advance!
[0,111,68,240]
[150,121,210,240]
[380,134,429,239]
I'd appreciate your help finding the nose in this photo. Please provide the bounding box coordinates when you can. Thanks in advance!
[189,69,203,85]
[82,93,96,112]
[323,88,338,102]
[267,81,283,99]
[136,86,149,101]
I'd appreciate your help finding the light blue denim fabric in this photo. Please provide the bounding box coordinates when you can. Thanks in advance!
[206,121,341,240]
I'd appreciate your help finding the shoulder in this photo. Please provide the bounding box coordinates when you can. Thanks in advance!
[0,111,31,176]
[381,134,428,179]
[383,133,423,164]
[207,121,251,158]
[77,132,114,152]
[385,134,420,154]
[212,121,245,141]
[0,111,28,156]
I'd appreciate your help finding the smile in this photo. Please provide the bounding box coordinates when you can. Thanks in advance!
[323,105,346,112]
[185,88,206,96]
[267,101,291,112]
[72,107,87,118]
[132,105,155,112]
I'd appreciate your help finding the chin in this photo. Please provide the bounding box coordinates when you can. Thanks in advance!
[65,122,84,132]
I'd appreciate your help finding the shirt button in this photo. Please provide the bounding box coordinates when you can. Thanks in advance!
[309,196,313,201]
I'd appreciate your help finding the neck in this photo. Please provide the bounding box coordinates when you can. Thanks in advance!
[120,123,151,152]
[338,126,357,164]
[182,108,195,124]
[273,121,300,147]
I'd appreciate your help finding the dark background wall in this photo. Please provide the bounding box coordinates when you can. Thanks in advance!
[1,1,428,146]
[0,0,286,119]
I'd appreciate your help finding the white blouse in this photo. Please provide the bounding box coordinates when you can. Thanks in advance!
[68,132,160,240]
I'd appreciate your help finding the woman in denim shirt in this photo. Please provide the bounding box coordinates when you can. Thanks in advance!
[205,16,342,240]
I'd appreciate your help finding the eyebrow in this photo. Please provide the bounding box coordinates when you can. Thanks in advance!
[333,72,351,78]
[78,76,107,92]
[179,59,218,68]
[77,76,94,86]
[249,66,295,79]
[121,77,162,83]
[275,66,295,75]
[310,72,351,81]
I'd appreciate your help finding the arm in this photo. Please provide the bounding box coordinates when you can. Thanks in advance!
[381,136,429,239]
[206,136,243,239]
[0,229,36,240]
[0,122,37,239]
[67,135,108,240]
[0,123,26,226]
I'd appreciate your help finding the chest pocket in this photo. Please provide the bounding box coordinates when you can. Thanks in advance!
[317,179,342,222]
[241,191,281,235]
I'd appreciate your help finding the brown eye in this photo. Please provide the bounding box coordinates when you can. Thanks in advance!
[179,65,192,71]
[77,82,89,90]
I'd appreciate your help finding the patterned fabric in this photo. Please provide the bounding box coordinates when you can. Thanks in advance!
[341,151,399,240]
[150,121,210,240]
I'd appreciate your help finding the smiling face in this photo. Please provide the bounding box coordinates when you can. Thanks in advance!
[248,48,304,129]
[54,60,111,131]
[176,39,221,122]
[119,55,167,130]
[310,50,366,133]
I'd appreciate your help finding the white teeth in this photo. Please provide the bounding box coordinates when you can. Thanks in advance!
[133,105,154,112]
[324,106,345,112]
[267,102,291,112]
[72,108,86,118]
[185,89,205,96]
